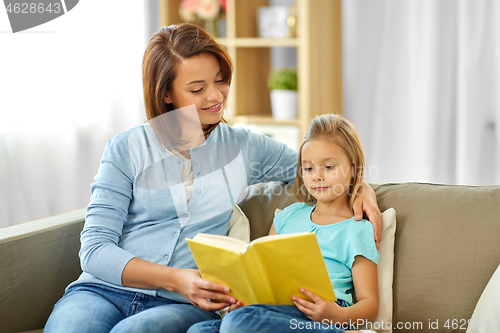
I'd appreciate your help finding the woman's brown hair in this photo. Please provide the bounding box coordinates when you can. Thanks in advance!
[293,114,365,209]
[142,23,232,139]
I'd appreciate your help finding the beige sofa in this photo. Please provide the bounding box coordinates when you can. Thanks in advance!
[1,182,500,333]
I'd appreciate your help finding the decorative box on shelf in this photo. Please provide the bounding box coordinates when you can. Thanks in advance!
[232,122,300,152]
[257,5,296,38]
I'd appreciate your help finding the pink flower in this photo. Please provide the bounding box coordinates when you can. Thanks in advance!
[180,0,199,13]
[218,0,226,12]
[196,0,220,20]
[179,0,199,22]
[179,0,224,22]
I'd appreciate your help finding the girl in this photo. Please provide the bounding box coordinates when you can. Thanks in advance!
[44,24,380,333]
[190,114,379,333]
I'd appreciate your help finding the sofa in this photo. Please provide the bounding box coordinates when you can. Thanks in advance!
[1,182,500,333]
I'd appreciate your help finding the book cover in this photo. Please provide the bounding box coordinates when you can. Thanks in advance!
[186,232,336,306]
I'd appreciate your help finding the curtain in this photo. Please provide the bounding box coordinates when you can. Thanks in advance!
[0,1,148,227]
[342,0,500,185]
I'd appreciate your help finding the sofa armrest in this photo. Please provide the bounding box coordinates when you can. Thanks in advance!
[0,209,86,333]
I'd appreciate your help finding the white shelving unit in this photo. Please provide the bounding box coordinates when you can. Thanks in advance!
[160,0,343,141]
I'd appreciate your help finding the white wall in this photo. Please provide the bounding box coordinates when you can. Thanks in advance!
[0,1,148,227]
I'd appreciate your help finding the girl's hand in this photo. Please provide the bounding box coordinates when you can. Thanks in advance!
[172,268,236,311]
[228,300,243,312]
[353,181,381,248]
[292,289,344,323]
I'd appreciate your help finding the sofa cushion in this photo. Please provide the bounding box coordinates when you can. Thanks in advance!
[465,263,500,333]
[239,182,297,240]
[373,183,500,333]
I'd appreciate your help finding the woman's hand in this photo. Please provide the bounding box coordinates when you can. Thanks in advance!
[353,181,381,248]
[172,268,237,311]
[292,289,345,324]
[122,258,237,311]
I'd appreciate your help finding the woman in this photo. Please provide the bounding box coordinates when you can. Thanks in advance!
[44,24,381,333]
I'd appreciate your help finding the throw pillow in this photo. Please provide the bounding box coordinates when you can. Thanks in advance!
[466,263,500,333]
[366,208,396,333]
[227,204,250,243]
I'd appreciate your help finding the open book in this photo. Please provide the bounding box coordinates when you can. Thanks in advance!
[186,232,336,306]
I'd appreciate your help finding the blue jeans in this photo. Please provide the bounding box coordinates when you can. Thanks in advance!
[187,300,348,333]
[44,283,220,333]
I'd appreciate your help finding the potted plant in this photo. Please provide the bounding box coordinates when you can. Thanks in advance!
[267,68,298,120]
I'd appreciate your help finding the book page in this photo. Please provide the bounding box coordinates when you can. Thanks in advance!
[250,232,312,245]
[191,233,249,253]
[187,237,264,305]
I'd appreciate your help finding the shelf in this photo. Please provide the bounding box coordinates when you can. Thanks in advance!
[217,38,300,48]
[160,0,344,140]
[231,115,300,126]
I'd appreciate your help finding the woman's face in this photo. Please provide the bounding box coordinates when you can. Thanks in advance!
[165,53,230,128]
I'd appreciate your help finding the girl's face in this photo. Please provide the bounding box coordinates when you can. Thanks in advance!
[165,53,229,128]
[301,139,354,206]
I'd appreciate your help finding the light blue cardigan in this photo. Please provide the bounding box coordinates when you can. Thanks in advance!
[68,123,298,303]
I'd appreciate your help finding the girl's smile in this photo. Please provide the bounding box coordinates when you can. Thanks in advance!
[312,186,330,191]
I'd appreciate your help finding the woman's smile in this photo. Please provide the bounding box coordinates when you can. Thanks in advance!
[202,101,223,113]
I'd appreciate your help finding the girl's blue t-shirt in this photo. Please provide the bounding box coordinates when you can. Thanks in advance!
[273,202,380,305]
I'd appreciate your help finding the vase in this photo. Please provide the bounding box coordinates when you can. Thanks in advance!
[204,19,218,37]
[270,90,298,120]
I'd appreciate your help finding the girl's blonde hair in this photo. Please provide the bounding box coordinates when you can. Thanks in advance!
[293,114,365,209]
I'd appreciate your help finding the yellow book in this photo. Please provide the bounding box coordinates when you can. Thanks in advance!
[186,232,336,306]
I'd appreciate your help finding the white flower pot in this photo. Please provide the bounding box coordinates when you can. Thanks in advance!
[270,90,298,120]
